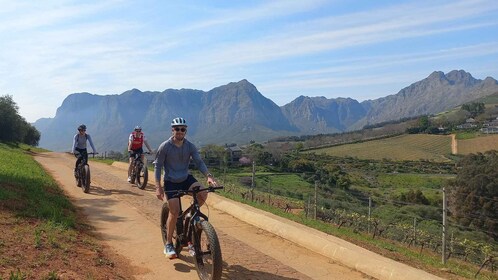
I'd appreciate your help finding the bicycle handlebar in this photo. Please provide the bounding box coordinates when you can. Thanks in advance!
[166,185,224,198]
[74,152,98,156]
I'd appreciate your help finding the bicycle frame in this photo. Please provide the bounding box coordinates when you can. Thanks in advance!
[74,152,97,193]
[174,190,210,248]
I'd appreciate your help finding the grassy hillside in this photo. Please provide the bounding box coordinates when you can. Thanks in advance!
[0,143,130,279]
[308,134,452,162]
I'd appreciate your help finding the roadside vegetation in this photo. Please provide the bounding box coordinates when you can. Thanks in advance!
[195,150,496,279]
[0,144,131,279]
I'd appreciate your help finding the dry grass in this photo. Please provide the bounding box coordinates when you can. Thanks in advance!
[310,134,452,162]
[457,134,498,155]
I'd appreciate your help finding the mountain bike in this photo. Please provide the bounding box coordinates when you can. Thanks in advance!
[74,152,97,193]
[160,185,224,280]
[129,152,150,189]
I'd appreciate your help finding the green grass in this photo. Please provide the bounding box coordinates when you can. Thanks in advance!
[309,134,452,162]
[455,131,477,140]
[0,142,76,228]
[377,173,452,189]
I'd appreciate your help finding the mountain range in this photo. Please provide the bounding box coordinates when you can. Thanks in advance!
[34,70,498,152]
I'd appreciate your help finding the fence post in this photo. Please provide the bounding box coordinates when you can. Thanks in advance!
[251,160,255,202]
[314,181,318,220]
[442,187,447,265]
[368,196,372,234]
[413,217,417,246]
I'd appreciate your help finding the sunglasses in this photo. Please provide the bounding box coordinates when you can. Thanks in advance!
[135,129,142,132]
[174,127,186,132]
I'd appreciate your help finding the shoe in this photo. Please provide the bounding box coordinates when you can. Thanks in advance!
[127,177,131,183]
[163,243,177,259]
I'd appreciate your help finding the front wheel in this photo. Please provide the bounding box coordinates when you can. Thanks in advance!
[192,220,222,280]
[136,164,148,189]
[160,203,182,255]
[82,165,91,193]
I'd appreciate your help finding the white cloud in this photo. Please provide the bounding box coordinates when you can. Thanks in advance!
[1,0,498,122]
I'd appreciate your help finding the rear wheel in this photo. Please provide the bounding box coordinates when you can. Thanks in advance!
[160,203,182,255]
[76,169,82,187]
[136,163,148,189]
[82,165,91,193]
[192,220,222,280]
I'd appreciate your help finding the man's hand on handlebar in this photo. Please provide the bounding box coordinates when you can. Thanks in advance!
[156,184,165,201]
[207,176,219,187]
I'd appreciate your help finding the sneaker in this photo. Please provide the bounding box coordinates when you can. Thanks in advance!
[127,177,131,183]
[163,243,177,259]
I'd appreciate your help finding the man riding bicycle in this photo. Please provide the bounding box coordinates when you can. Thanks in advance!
[72,124,97,177]
[154,117,219,259]
[128,125,153,183]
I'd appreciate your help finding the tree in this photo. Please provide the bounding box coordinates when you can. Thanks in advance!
[461,102,485,118]
[0,95,40,145]
[447,151,498,240]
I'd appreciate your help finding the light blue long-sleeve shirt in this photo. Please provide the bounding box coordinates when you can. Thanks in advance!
[72,133,97,153]
[154,137,208,183]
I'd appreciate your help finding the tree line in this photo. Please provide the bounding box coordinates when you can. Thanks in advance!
[0,95,40,146]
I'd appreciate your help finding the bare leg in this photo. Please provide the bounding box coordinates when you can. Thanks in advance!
[166,198,180,244]
[128,157,133,177]
[190,182,208,207]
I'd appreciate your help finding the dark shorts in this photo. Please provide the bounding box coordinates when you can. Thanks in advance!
[164,175,198,200]
[129,147,144,158]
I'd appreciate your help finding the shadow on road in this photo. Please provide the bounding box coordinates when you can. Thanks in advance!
[223,264,303,280]
[88,185,142,197]
[170,257,305,280]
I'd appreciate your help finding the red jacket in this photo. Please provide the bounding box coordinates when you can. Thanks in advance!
[130,131,144,150]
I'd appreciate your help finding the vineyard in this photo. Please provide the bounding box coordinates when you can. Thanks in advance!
[212,174,497,279]
[457,134,498,155]
[308,134,453,162]
[198,151,497,279]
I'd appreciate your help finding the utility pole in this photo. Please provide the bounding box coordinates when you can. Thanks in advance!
[442,187,447,265]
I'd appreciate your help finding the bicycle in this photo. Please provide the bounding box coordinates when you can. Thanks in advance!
[129,152,150,189]
[74,152,97,193]
[160,185,224,280]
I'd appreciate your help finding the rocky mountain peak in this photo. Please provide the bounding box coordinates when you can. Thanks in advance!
[33,70,498,152]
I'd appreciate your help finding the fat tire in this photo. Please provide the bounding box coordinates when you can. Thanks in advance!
[76,171,82,187]
[193,220,222,280]
[160,203,182,255]
[82,165,91,193]
[136,165,148,189]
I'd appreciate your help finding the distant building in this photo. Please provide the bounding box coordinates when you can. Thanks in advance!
[225,145,242,163]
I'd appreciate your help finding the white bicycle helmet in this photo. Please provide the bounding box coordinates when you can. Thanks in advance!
[171,117,187,127]
[134,125,142,130]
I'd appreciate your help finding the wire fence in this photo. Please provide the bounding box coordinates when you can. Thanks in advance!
[218,176,497,276]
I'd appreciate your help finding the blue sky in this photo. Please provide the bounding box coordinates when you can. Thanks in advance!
[1,0,498,122]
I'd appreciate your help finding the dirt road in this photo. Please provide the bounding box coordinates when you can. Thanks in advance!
[35,152,371,280]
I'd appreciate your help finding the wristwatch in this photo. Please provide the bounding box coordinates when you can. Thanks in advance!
[206,173,214,178]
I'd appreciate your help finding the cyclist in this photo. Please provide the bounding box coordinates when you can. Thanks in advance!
[154,117,219,259]
[72,124,97,177]
[128,125,153,183]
